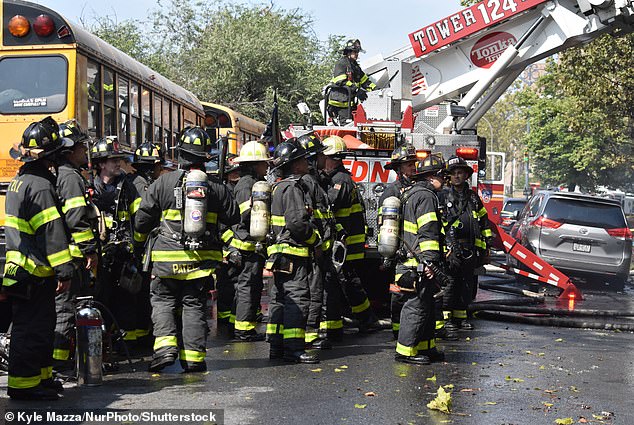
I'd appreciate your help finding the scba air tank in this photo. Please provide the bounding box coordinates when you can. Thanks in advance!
[183,169,209,240]
[249,181,271,241]
[378,196,401,258]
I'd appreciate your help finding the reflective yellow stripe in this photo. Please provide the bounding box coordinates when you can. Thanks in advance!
[42,366,54,379]
[443,311,452,320]
[134,231,148,243]
[319,320,343,330]
[453,309,467,319]
[402,258,419,267]
[136,329,150,338]
[475,238,486,249]
[416,339,435,351]
[313,209,333,219]
[230,238,257,251]
[476,206,488,218]
[235,320,256,331]
[435,320,444,330]
[360,74,369,84]
[117,211,130,221]
[345,234,365,245]
[328,99,351,108]
[305,230,318,245]
[164,269,214,280]
[351,203,363,213]
[8,375,41,389]
[417,212,438,228]
[396,342,418,357]
[53,348,70,361]
[47,249,73,267]
[334,207,351,218]
[266,323,283,335]
[419,240,440,252]
[206,212,218,224]
[105,216,114,229]
[218,311,231,320]
[239,200,251,214]
[271,215,286,226]
[346,252,365,261]
[129,197,141,214]
[322,239,333,252]
[5,215,34,234]
[267,243,309,257]
[4,251,54,278]
[162,209,181,221]
[393,322,401,331]
[72,228,94,244]
[62,196,87,213]
[69,244,83,258]
[29,206,61,231]
[283,328,305,339]
[481,228,492,238]
[305,332,319,343]
[179,349,206,362]
[151,250,222,262]
[154,336,178,350]
[221,228,234,243]
[403,220,418,234]
[331,74,347,83]
[351,298,370,314]
[123,330,137,341]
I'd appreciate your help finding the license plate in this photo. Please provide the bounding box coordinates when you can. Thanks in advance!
[573,242,591,253]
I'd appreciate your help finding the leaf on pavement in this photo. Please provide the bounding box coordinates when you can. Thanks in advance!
[334,368,343,373]
[505,376,524,382]
[311,368,322,373]
[354,404,367,409]
[339,365,348,369]
[399,373,407,377]
[554,418,573,425]
[460,388,479,392]
[555,338,564,342]
[426,375,437,382]
[483,401,497,405]
[426,386,452,414]
[364,392,376,397]
[542,402,554,408]
[569,386,579,393]
[443,384,454,391]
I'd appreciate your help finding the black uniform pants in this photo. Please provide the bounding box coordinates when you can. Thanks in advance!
[234,251,264,334]
[339,261,373,323]
[53,262,89,362]
[8,277,56,390]
[215,262,238,326]
[444,256,477,320]
[267,256,310,353]
[306,254,325,342]
[397,272,436,356]
[151,277,208,368]
[321,259,344,338]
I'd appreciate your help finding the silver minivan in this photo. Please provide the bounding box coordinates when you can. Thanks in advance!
[510,191,632,289]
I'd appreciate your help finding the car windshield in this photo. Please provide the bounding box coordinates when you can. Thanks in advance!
[544,198,626,228]
[503,200,526,214]
[0,56,68,114]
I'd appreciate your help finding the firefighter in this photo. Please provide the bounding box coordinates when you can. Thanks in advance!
[216,153,241,332]
[135,126,239,372]
[297,132,334,349]
[322,135,379,334]
[327,39,377,125]
[52,120,99,370]
[91,137,139,347]
[381,144,418,339]
[228,141,271,341]
[266,139,320,364]
[3,117,74,400]
[442,156,492,333]
[394,153,447,365]
[127,141,166,348]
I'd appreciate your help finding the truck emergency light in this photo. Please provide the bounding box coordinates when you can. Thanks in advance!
[416,150,430,159]
[456,147,478,160]
[8,15,30,37]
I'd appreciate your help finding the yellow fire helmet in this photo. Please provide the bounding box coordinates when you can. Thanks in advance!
[322,135,347,156]
[234,140,271,163]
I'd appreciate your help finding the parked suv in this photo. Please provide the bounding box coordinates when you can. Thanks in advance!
[509,191,632,289]
[500,197,529,232]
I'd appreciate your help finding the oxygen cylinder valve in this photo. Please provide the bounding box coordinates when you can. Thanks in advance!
[183,169,209,249]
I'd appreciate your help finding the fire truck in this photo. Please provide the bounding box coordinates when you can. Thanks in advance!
[291,0,634,299]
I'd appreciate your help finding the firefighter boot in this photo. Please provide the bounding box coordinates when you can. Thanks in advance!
[436,324,459,341]
[148,352,177,372]
[41,378,65,393]
[8,385,60,401]
[420,347,445,363]
[455,319,474,330]
[233,330,266,342]
[284,350,320,364]
[269,344,284,360]
[306,337,333,350]
[394,353,431,365]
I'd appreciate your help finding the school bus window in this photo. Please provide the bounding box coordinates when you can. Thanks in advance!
[118,76,130,145]
[184,107,196,128]
[153,94,162,142]
[0,56,68,114]
[130,82,141,147]
[87,60,100,136]
[172,103,180,133]
[103,68,116,137]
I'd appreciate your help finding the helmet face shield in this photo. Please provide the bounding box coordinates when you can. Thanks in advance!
[10,116,72,162]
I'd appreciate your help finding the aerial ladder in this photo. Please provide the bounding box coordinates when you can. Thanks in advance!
[309,0,634,299]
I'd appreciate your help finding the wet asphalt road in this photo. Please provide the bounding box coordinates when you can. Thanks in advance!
[1,274,633,425]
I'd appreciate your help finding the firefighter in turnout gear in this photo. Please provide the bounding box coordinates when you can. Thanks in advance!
[227,141,271,342]
[322,136,379,334]
[3,117,74,400]
[394,153,446,365]
[327,39,377,125]
[90,136,139,346]
[266,139,320,364]
[135,126,239,372]
[297,132,334,350]
[442,156,491,333]
[52,120,99,370]
[380,144,418,339]
[126,141,166,347]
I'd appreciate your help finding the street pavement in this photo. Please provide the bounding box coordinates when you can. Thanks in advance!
[1,275,633,425]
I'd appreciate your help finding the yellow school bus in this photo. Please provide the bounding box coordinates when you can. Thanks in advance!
[0,0,205,226]
[202,102,266,154]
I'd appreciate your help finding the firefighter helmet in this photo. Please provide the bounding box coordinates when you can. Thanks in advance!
[90,136,127,160]
[297,132,327,158]
[322,135,348,157]
[234,140,271,163]
[58,119,90,149]
[10,116,72,162]
[271,138,310,171]
[343,39,365,54]
[177,126,212,158]
[413,153,446,179]
[225,153,241,173]
[133,141,163,164]
[385,144,417,170]
[446,155,474,177]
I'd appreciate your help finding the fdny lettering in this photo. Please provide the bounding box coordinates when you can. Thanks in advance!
[408,0,547,57]
[172,263,199,274]
[342,159,396,184]
[8,179,23,193]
